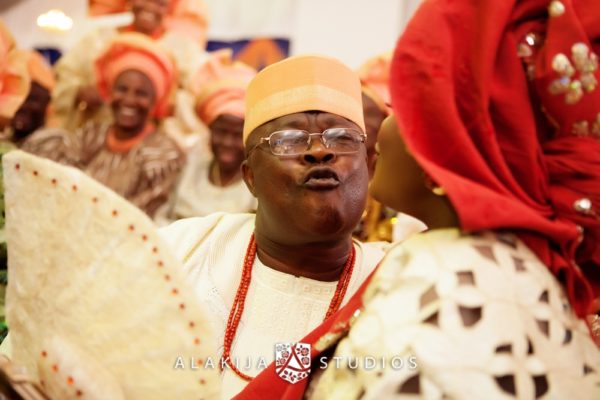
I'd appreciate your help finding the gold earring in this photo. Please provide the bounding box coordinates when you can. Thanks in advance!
[423,174,446,196]
[431,186,446,196]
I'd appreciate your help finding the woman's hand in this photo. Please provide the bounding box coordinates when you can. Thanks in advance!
[74,85,104,113]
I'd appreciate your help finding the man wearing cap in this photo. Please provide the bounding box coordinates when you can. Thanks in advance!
[159,54,417,397]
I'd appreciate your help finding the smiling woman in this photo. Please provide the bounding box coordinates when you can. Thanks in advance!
[110,70,156,137]
[154,49,257,224]
[21,32,185,217]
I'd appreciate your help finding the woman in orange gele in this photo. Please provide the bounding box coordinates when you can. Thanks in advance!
[53,0,209,150]
[23,33,184,218]
[0,51,55,147]
[0,22,29,129]
[156,50,257,223]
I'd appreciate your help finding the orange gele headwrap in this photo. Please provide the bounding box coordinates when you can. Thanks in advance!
[243,54,365,143]
[191,49,256,126]
[88,0,129,16]
[26,51,55,91]
[0,22,30,122]
[165,0,209,47]
[95,32,175,117]
[357,52,392,115]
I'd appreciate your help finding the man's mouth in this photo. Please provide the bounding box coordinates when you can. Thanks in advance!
[303,167,340,190]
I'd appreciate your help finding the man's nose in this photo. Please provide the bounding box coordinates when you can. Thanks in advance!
[302,137,336,164]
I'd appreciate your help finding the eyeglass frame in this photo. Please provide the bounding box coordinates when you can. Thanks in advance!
[246,128,367,157]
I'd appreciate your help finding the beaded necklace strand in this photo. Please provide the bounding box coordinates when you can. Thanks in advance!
[221,233,356,381]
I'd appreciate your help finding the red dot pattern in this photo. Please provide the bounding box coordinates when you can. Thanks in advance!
[19,159,207,387]
[41,351,86,396]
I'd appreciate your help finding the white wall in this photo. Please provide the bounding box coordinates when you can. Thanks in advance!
[291,0,404,68]
[203,0,421,68]
[0,0,129,51]
[1,0,421,68]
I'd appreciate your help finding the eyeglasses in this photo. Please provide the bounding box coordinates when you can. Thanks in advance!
[248,128,367,157]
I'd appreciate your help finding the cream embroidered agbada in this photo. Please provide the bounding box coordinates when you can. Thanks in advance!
[160,213,387,398]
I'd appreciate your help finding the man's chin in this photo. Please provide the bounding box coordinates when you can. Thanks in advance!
[301,208,349,237]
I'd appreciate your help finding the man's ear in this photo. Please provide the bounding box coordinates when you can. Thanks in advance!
[241,159,257,197]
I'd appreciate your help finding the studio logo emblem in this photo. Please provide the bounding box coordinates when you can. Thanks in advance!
[275,342,311,384]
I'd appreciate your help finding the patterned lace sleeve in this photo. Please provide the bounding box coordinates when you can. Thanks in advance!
[20,127,83,167]
[309,230,600,400]
[129,133,186,218]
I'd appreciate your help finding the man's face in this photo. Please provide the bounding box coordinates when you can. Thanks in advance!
[131,0,169,35]
[209,114,245,173]
[243,111,369,243]
[11,82,50,140]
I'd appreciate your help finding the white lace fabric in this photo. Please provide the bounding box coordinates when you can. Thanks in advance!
[310,229,600,399]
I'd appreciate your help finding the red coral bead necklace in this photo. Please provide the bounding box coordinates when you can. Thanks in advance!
[221,233,356,381]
